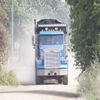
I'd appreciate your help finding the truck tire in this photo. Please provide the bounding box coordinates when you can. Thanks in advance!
[36,76,43,85]
[58,79,62,83]
[63,75,68,85]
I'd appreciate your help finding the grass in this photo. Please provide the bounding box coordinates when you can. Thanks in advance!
[78,58,100,100]
[0,64,19,86]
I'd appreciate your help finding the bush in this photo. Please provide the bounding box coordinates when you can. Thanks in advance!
[0,69,19,86]
[0,0,9,70]
[79,58,100,100]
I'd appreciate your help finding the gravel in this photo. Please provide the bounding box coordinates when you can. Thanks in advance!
[0,84,82,100]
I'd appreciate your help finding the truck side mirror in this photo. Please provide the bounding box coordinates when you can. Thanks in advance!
[32,36,35,46]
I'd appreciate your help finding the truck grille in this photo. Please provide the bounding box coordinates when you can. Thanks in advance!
[44,50,60,68]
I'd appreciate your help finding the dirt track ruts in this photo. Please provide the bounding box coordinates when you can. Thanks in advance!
[0,84,81,100]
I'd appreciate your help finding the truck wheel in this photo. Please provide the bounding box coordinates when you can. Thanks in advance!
[63,75,68,85]
[36,76,43,85]
[58,79,62,83]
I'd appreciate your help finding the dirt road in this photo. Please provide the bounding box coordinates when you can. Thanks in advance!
[0,84,81,100]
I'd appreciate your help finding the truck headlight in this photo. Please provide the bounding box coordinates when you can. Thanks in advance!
[37,60,42,64]
[62,60,67,64]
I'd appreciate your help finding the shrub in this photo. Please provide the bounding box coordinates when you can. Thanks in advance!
[0,68,19,86]
[78,58,100,100]
[0,0,9,70]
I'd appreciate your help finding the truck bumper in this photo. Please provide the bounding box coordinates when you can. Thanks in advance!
[37,68,68,76]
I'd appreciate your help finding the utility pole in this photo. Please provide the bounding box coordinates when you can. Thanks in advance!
[11,0,14,67]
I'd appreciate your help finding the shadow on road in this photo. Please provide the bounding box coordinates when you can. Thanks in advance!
[0,90,80,98]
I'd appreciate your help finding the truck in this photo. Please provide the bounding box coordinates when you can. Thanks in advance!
[32,19,69,85]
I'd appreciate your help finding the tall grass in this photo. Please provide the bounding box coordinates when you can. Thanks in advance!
[0,64,19,86]
[79,58,100,100]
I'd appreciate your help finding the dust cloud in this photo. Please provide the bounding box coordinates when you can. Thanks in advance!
[8,0,81,85]
[10,20,36,84]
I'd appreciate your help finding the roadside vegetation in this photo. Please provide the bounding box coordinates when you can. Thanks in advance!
[66,0,100,99]
[0,0,8,70]
[79,57,100,100]
[0,0,19,85]
[0,66,19,85]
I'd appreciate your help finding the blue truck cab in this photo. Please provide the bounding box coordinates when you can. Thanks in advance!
[33,19,68,85]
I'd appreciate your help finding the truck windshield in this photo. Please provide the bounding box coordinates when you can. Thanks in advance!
[40,34,63,44]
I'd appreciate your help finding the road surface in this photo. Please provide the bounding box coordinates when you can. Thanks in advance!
[0,84,82,100]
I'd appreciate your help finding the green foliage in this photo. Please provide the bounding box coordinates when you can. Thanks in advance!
[78,58,100,100]
[32,0,70,23]
[0,0,9,70]
[5,0,70,38]
[93,1,100,58]
[0,68,19,86]
[66,0,100,71]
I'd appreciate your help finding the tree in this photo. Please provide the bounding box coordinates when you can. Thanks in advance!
[93,1,100,60]
[0,0,9,70]
[66,0,100,71]
[32,0,70,23]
